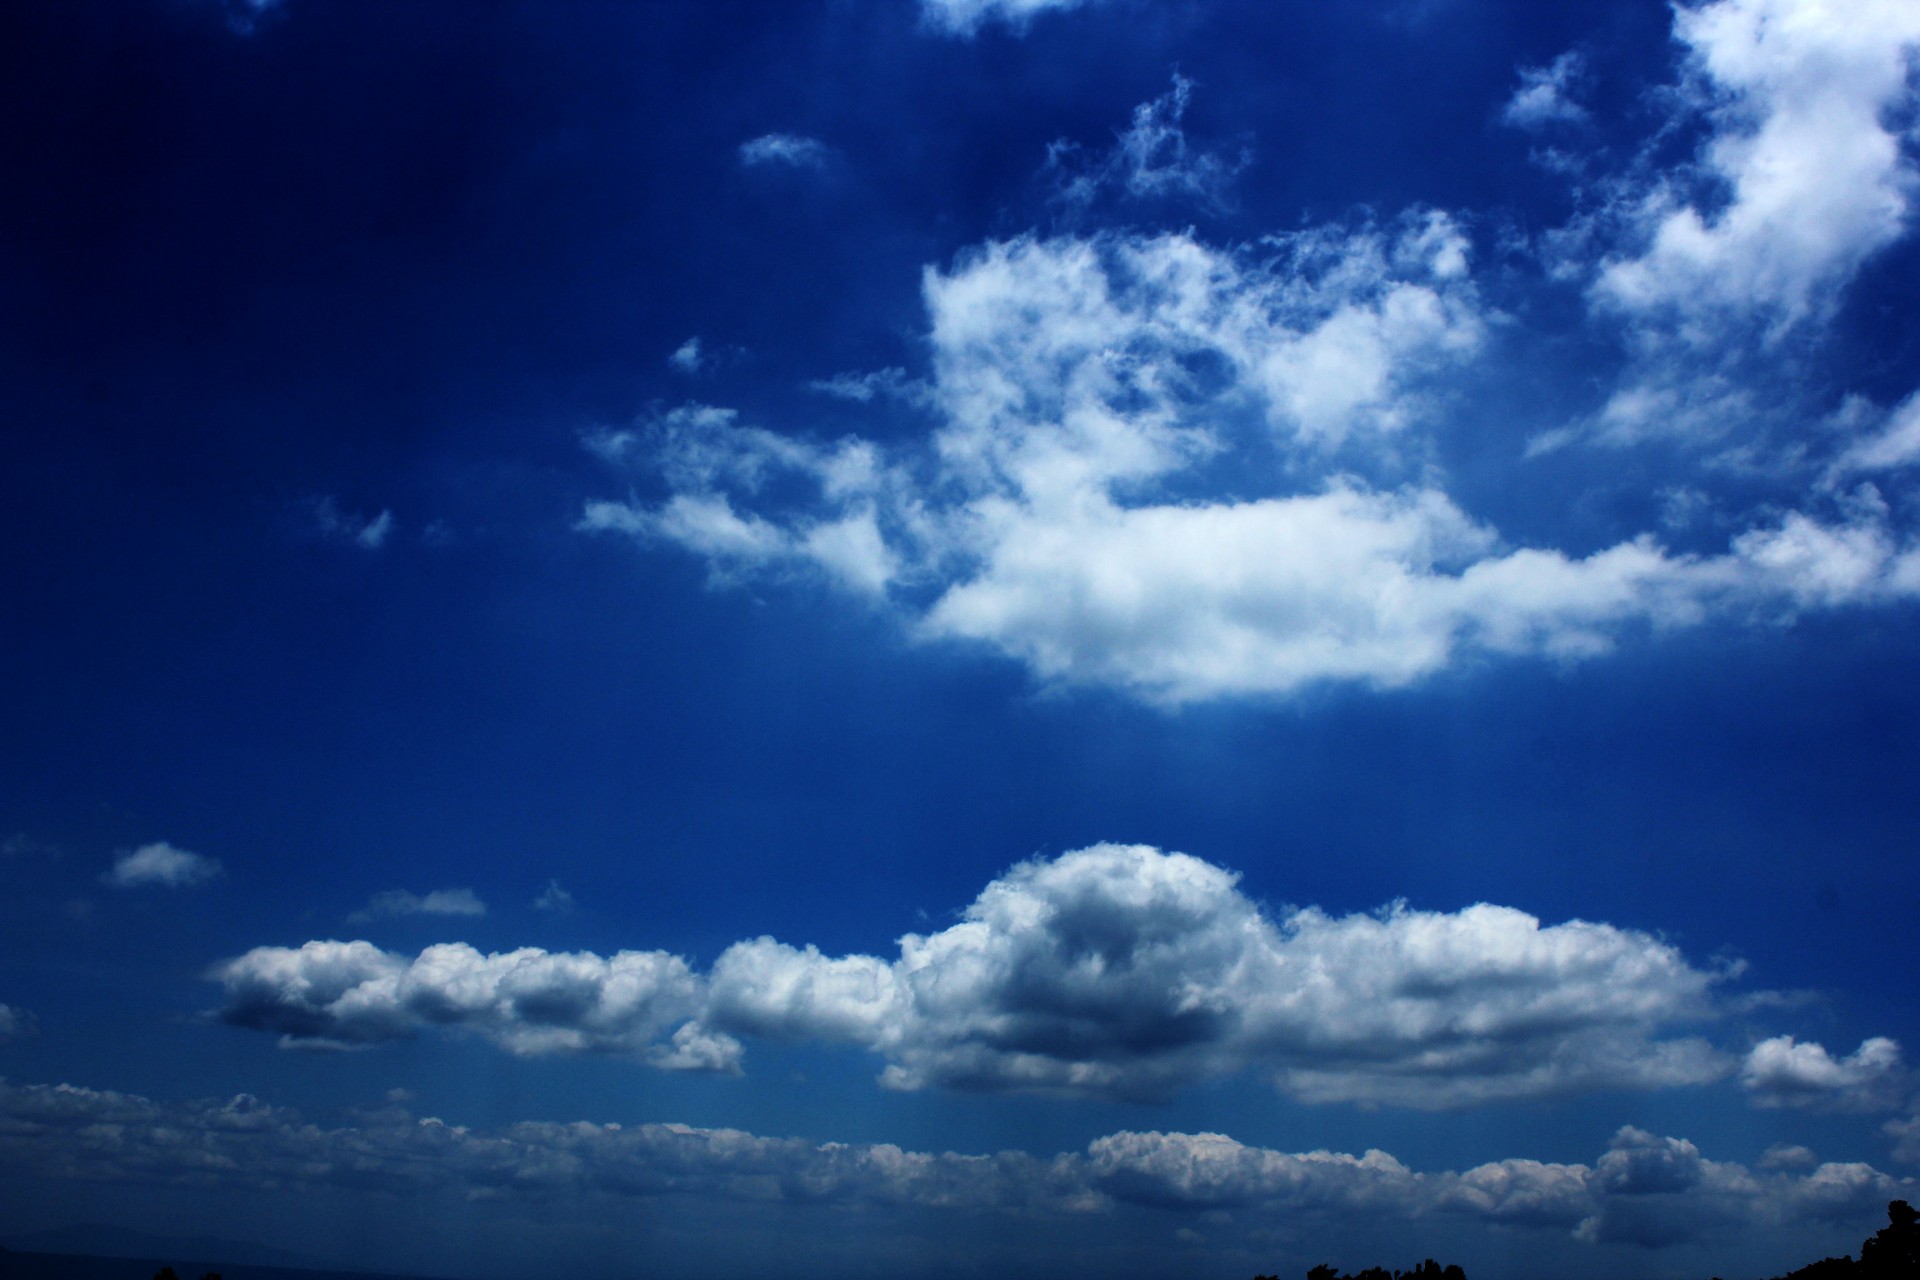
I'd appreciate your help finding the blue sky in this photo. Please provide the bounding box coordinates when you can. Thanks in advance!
[3,1,1920,1277]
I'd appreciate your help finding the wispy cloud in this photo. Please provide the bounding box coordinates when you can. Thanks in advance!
[920,0,1104,38]
[103,841,223,890]
[312,496,395,550]
[349,887,488,923]
[738,133,831,170]
[1047,75,1250,212]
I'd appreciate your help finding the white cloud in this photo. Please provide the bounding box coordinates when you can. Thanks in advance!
[1832,391,1920,477]
[1,1077,1909,1261]
[216,844,1761,1109]
[103,841,223,890]
[1591,0,1920,335]
[920,0,1101,37]
[211,939,708,1058]
[1742,1036,1908,1111]
[350,887,489,922]
[1048,75,1249,211]
[1501,52,1590,129]
[738,133,831,170]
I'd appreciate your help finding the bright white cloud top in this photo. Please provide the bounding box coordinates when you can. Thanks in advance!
[210,842,1905,1112]
[583,0,1920,703]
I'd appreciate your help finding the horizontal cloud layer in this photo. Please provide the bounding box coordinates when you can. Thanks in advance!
[205,843,1854,1108]
[1,1077,1909,1257]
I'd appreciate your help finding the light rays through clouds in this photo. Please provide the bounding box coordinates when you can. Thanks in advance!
[584,0,1920,703]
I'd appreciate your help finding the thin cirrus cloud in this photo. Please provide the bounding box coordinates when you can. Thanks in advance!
[348,887,489,923]
[737,133,831,170]
[580,0,1920,704]
[203,841,1879,1110]
[102,841,223,890]
[919,0,1103,38]
[1,1078,1910,1256]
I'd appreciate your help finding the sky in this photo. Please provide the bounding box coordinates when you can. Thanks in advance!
[3,1,1920,1278]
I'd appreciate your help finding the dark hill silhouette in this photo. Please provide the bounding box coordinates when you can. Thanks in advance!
[1760,1200,1920,1280]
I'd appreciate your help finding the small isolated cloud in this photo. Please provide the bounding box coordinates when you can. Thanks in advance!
[1048,74,1250,212]
[350,888,488,923]
[532,880,575,913]
[921,0,1101,37]
[0,1004,37,1043]
[1742,1036,1907,1111]
[212,843,1776,1109]
[103,842,223,890]
[738,133,831,170]
[807,367,927,407]
[1501,52,1589,129]
[312,496,395,550]
[668,337,707,375]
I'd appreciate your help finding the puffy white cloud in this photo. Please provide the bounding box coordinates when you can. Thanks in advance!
[1742,1036,1908,1111]
[3,1078,1909,1260]
[210,939,708,1059]
[103,841,223,890]
[920,0,1101,37]
[214,848,1920,1114]
[218,845,1754,1108]
[668,336,706,374]
[590,202,1920,699]
[350,888,488,922]
[1592,0,1920,335]
[738,133,831,170]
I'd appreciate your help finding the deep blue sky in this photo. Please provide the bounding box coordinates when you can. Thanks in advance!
[4,2,1920,1278]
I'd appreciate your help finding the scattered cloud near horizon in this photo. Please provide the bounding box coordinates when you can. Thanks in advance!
[0,1076,1910,1256]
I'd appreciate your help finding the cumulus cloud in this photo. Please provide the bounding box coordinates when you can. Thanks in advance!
[0,1078,1909,1258]
[738,133,831,170]
[103,841,223,890]
[349,888,488,923]
[1742,1036,1908,1111]
[211,940,711,1060]
[211,843,1781,1109]
[1589,0,1920,336]
[1501,52,1590,129]
[920,0,1101,37]
[1048,75,1250,211]
[588,210,1920,699]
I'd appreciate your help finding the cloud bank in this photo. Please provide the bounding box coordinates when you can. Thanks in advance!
[1,1077,1909,1257]
[206,843,1879,1109]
